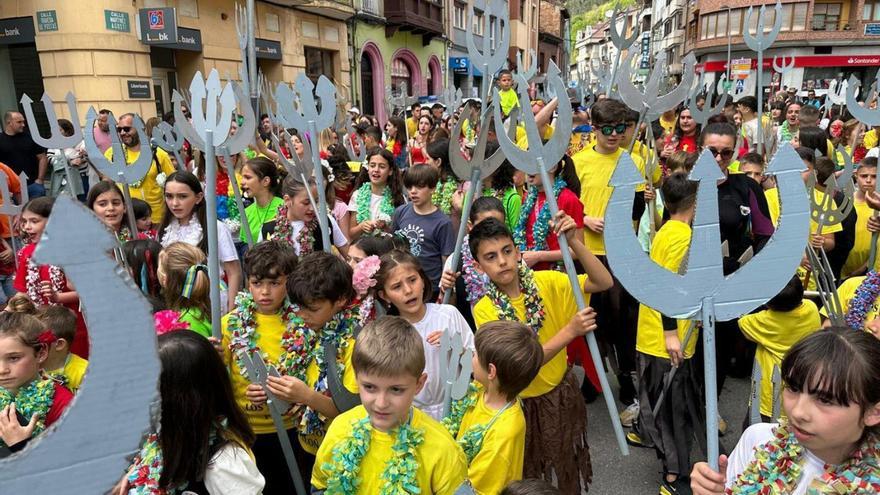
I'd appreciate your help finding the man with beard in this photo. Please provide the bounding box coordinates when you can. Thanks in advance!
[0,111,48,198]
[103,113,176,224]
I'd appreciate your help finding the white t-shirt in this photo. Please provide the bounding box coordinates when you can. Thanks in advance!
[204,443,265,495]
[726,423,826,494]
[289,217,348,255]
[410,303,476,420]
[347,188,393,222]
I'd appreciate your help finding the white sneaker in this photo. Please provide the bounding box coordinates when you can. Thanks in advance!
[619,401,640,427]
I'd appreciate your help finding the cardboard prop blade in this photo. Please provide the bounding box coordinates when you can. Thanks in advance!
[0,196,159,493]
[439,329,474,417]
[465,0,510,102]
[742,0,784,155]
[20,92,83,150]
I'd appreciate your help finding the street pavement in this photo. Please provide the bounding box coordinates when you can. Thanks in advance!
[582,372,751,494]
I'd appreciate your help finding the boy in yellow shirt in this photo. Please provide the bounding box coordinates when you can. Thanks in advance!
[497,70,519,118]
[312,316,468,494]
[443,321,543,494]
[222,243,354,493]
[470,213,613,493]
[39,305,88,393]
[739,152,780,227]
[842,157,879,277]
[739,275,820,422]
[628,173,701,495]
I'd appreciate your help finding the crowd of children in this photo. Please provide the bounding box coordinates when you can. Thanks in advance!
[1,73,880,495]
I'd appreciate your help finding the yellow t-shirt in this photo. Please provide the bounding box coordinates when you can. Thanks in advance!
[407,117,418,139]
[299,336,358,454]
[866,128,879,149]
[823,276,879,325]
[738,301,820,417]
[51,353,88,393]
[104,146,176,223]
[636,220,698,359]
[221,311,296,434]
[631,139,650,165]
[842,199,880,277]
[473,271,590,397]
[458,390,526,494]
[765,187,780,227]
[799,188,845,290]
[514,124,555,150]
[728,160,742,174]
[571,146,647,255]
[499,88,520,117]
[312,406,468,494]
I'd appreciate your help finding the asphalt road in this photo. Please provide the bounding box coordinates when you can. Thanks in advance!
[580,371,752,495]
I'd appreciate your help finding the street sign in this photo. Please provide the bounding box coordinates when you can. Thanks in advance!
[731,58,752,79]
[37,10,58,32]
[450,57,469,74]
[138,8,178,44]
[866,23,880,36]
[255,38,282,60]
[127,80,152,99]
[104,10,130,32]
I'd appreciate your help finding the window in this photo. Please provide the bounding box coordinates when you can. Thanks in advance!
[792,3,808,30]
[707,13,717,38]
[519,0,526,20]
[664,19,672,36]
[812,3,841,30]
[729,8,742,35]
[688,18,697,40]
[266,13,280,32]
[716,12,727,36]
[454,4,466,29]
[532,5,537,27]
[391,57,412,95]
[489,16,496,46]
[865,0,880,21]
[305,47,335,84]
[474,11,485,36]
[700,15,709,39]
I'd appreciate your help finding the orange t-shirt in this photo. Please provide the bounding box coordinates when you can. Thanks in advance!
[0,161,21,239]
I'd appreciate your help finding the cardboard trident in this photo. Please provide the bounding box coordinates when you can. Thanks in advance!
[82,109,152,238]
[604,145,810,469]
[494,62,629,455]
[0,171,27,267]
[607,5,640,99]
[0,195,159,493]
[150,121,187,172]
[441,100,513,306]
[771,55,795,96]
[742,0,783,156]
[687,72,729,129]
[619,50,697,153]
[440,329,475,417]
[173,69,237,340]
[466,0,510,103]
[20,92,83,198]
[850,71,880,269]
[275,74,337,253]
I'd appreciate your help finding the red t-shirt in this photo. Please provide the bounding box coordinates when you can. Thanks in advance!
[46,382,73,427]
[13,243,89,359]
[525,187,585,271]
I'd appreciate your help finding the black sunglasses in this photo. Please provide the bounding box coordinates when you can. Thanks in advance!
[117,126,133,133]
[599,123,627,136]
[706,147,735,160]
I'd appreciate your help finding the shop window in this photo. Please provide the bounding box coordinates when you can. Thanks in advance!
[391,57,412,95]
[812,3,841,30]
[864,0,880,21]
[305,47,335,84]
[454,4,466,29]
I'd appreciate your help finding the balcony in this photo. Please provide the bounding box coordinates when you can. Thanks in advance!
[384,0,444,44]
[297,0,356,21]
[356,0,384,21]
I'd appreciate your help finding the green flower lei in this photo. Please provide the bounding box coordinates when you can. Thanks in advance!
[355,183,395,224]
[486,262,545,334]
[441,382,512,463]
[323,408,424,495]
[728,421,880,494]
[0,376,55,448]
[513,177,566,252]
[432,177,459,214]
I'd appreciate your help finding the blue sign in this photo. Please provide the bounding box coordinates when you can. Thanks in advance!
[866,23,880,36]
[450,57,469,74]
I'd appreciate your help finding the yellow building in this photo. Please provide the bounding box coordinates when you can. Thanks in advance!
[0,0,353,122]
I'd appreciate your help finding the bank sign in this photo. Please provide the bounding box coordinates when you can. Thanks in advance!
[139,8,178,45]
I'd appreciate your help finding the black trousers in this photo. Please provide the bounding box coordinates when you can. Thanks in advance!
[593,255,640,405]
[252,428,315,495]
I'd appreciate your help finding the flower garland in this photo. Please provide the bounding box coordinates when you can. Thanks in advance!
[844,271,880,330]
[117,227,134,243]
[355,183,395,225]
[461,235,490,304]
[432,177,458,214]
[25,256,66,306]
[486,262,545,334]
[323,409,424,495]
[127,420,225,495]
[727,421,880,494]
[272,204,317,255]
[215,170,242,235]
[441,383,514,463]
[271,204,292,242]
[780,121,795,144]
[295,222,316,256]
[0,376,55,448]
[513,177,566,252]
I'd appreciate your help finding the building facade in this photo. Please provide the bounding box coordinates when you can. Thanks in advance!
[536,0,569,76]
[0,0,354,125]
[683,0,880,97]
[352,0,446,123]
[650,0,687,76]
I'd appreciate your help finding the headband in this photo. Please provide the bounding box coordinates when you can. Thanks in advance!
[37,330,57,346]
[182,264,209,298]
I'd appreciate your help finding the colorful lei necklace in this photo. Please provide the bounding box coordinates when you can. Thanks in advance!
[485,262,545,334]
[215,168,241,234]
[432,177,458,214]
[25,246,66,306]
[323,408,424,495]
[271,205,316,255]
[442,383,513,463]
[0,376,55,448]
[127,419,226,494]
[844,271,880,330]
[355,183,395,224]
[461,235,490,304]
[513,177,566,252]
[728,422,880,494]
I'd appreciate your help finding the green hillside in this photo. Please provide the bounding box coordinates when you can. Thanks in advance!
[568,0,638,49]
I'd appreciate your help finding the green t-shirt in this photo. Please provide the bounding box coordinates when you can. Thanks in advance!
[482,187,522,232]
[180,308,212,338]
[241,196,283,243]
[499,88,520,117]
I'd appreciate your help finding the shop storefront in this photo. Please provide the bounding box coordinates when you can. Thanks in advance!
[0,16,46,130]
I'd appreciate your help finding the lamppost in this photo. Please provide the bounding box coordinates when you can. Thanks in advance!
[722,5,732,93]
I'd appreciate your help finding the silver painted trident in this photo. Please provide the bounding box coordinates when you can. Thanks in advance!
[604,145,810,469]
[20,92,82,198]
[465,0,510,102]
[850,70,880,269]
[742,0,784,155]
[494,61,629,456]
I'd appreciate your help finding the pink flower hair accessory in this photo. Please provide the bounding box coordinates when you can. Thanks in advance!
[153,310,191,336]
[352,255,381,297]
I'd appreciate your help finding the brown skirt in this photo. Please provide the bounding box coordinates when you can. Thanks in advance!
[521,367,592,493]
